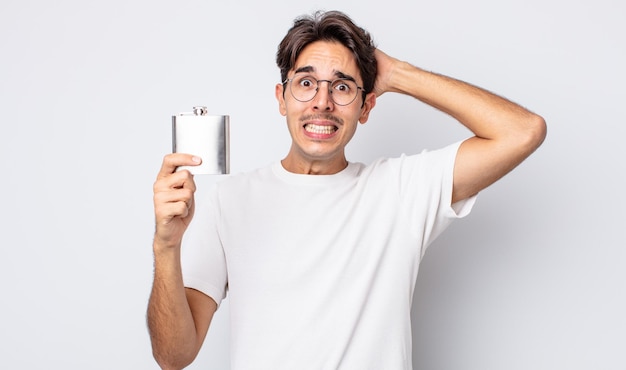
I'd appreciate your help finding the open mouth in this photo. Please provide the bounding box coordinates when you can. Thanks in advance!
[304,123,338,135]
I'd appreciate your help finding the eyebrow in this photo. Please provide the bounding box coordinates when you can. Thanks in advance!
[293,66,358,83]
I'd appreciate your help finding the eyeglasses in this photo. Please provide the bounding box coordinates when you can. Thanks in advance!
[283,73,365,106]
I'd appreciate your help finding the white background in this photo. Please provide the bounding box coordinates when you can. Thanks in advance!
[1,0,624,369]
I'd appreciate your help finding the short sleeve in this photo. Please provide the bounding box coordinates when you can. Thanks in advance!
[401,140,478,256]
[180,183,228,307]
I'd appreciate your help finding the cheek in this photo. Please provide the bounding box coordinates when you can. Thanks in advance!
[343,121,359,140]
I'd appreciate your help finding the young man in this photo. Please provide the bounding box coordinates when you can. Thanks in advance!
[148,10,546,370]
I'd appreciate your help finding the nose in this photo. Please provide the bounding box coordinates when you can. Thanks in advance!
[312,80,334,111]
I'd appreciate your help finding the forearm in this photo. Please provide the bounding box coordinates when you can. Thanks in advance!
[147,243,199,369]
[387,61,543,141]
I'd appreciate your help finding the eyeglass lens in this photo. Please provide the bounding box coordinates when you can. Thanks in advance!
[289,74,359,106]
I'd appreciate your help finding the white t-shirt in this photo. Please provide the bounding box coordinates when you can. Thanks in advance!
[182,141,476,370]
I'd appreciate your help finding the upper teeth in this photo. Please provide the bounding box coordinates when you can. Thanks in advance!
[305,124,335,134]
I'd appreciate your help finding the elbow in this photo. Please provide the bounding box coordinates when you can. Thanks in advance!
[153,353,195,370]
[532,113,547,146]
[520,113,547,154]
[151,341,198,370]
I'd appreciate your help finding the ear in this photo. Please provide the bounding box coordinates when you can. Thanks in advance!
[275,83,287,116]
[358,92,377,124]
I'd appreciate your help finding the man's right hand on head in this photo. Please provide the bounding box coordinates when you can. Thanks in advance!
[152,153,202,251]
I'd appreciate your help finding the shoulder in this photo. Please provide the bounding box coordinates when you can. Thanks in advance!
[361,141,463,175]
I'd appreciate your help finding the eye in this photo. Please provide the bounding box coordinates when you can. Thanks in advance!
[333,80,353,94]
[296,76,316,89]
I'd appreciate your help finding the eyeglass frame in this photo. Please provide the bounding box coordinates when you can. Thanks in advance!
[282,73,367,106]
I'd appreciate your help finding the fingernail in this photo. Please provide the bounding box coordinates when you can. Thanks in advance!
[192,156,202,164]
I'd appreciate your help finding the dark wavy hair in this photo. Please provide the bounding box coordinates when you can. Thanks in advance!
[276,10,377,103]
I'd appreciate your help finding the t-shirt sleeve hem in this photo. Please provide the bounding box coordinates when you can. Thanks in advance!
[450,193,477,218]
[443,140,478,219]
[183,276,226,308]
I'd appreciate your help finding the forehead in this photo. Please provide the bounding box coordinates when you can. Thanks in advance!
[293,41,360,79]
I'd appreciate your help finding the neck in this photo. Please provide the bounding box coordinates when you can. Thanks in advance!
[280,155,348,175]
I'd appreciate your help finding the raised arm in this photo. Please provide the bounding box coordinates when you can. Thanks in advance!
[373,49,547,203]
[147,153,217,369]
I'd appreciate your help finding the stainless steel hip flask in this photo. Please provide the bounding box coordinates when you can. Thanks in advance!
[172,106,230,175]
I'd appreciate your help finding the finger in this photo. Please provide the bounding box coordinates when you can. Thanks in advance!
[157,153,202,179]
[154,190,194,221]
[154,201,192,229]
[154,169,198,193]
[154,187,195,207]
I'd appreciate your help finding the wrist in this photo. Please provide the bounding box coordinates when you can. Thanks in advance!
[153,234,182,256]
[387,61,425,95]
